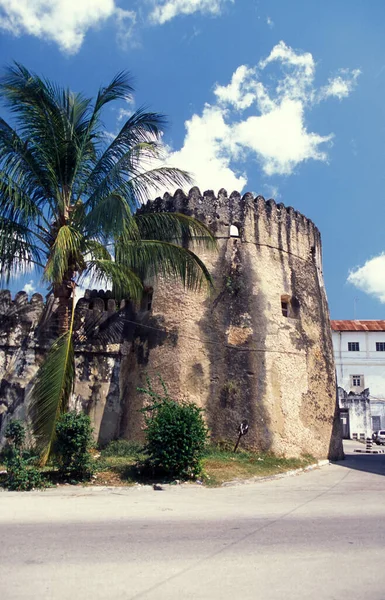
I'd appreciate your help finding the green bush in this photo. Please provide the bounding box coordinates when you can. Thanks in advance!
[139,377,208,479]
[55,412,94,482]
[2,420,44,491]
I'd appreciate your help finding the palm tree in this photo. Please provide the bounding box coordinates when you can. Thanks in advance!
[0,64,215,461]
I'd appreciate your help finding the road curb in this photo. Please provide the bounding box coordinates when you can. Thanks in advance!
[221,459,331,487]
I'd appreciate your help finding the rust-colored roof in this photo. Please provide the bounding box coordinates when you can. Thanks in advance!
[331,320,385,331]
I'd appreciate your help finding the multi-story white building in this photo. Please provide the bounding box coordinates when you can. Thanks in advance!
[331,320,385,439]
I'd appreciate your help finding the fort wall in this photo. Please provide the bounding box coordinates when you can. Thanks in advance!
[0,188,343,459]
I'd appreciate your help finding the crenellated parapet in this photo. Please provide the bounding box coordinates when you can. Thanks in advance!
[140,187,322,264]
[0,290,45,347]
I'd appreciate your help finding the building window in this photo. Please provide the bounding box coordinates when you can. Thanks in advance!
[348,342,360,352]
[229,224,240,238]
[281,301,289,317]
[376,342,385,351]
[372,416,381,431]
[351,374,364,388]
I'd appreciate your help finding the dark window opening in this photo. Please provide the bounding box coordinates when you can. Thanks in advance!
[348,342,360,352]
[141,287,154,312]
[281,294,300,318]
[147,292,153,311]
[376,342,385,351]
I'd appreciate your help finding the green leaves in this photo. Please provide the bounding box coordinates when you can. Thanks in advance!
[134,211,216,247]
[55,412,94,482]
[29,331,75,464]
[116,239,213,291]
[80,259,143,303]
[29,297,76,464]
[44,225,84,284]
[140,376,208,479]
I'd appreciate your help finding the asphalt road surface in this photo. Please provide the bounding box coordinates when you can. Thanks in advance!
[1,440,385,600]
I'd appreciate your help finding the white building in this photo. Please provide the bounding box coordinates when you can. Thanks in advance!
[331,320,385,439]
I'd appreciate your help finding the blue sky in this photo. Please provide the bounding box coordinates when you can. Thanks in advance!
[0,0,384,319]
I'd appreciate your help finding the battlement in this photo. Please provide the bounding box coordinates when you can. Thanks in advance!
[141,187,321,262]
[0,287,151,350]
[0,289,129,317]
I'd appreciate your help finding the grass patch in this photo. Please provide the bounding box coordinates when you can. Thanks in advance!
[0,442,316,489]
[91,442,315,487]
[99,440,143,457]
[201,447,315,487]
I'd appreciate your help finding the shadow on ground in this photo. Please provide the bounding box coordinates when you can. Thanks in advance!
[331,440,385,477]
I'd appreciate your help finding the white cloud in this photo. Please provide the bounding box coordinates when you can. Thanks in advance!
[266,16,274,28]
[23,280,36,295]
[348,255,385,303]
[320,68,361,100]
[149,0,232,24]
[164,105,246,193]
[117,107,134,122]
[263,183,279,199]
[160,41,360,192]
[214,65,258,111]
[114,7,137,50]
[0,0,135,54]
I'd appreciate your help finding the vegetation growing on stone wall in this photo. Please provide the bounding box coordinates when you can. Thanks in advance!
[0,64,215,463]
[138,376,208,479]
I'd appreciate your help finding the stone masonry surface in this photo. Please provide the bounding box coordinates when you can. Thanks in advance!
[0,188,343,459]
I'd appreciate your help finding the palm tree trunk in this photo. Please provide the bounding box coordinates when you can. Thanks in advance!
[53,276,75,335]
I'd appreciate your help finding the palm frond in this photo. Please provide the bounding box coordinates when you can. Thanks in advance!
[126,165,193,205]
[44,225,84,284]
[82,193,139,241]
[29,305,76,464]
[73,307,135,346]
[80,259,143,303]
[93,71,134,114]
[0,171,45,225]
[116,240,213,290]
[84,239,112,261]
[0,63,99,207]
[134,212,216,248]
[0,117,56,214]
[82,109,173,208]
[0,217,45,282]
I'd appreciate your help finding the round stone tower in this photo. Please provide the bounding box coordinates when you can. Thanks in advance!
[122,187,343,460]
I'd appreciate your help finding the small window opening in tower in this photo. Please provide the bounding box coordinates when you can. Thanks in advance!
[281,294,300,318]
[141,287,154,311]
[230,224,239,238]
[147,291,153,311]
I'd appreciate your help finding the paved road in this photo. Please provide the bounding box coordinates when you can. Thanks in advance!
[1,441,385,600]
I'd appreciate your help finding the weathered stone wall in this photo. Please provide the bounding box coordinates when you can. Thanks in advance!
[124,187,343,459]
[0,290,131,446]
[0,286,170,446]
[0,188,343,459]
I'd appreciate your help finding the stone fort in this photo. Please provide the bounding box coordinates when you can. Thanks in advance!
[0,187,343,459]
